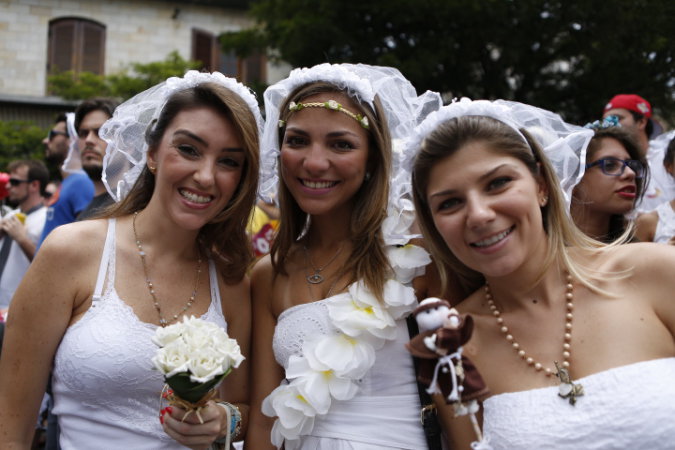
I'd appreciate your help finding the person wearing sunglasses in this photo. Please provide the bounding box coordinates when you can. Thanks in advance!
[66,97,119,221]
[571,126,648,242]
[38,113,94,248]
[603,94,673,213]
[0,159,49,310]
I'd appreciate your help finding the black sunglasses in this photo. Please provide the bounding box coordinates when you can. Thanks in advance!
[77,128,100,139]
[8,178,31,186]
[48,130,68,141]
[585,157,645,178]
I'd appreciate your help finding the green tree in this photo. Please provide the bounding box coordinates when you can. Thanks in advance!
[0,121,47,175]
[48,51,201,101]
[220,0,674,124]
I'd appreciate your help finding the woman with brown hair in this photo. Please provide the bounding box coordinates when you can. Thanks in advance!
[0,71,261,448]
[246,63,444,449]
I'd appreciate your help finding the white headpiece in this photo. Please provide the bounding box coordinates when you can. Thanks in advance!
[100,70,263,202]
[408,98,594,208]
[260,62,442,244]
[61,112,83,174]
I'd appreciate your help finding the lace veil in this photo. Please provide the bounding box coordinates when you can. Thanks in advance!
[100,70,263,202]
[407,98,594,208]
[260,63,442,244]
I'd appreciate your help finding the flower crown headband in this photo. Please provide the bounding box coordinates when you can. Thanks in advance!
[101,70,263,202]
[260,63,442,244]
[408,98,594,209]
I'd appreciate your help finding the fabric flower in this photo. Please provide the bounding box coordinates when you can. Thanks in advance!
[262,382,318,446]
[286,354,358,414]
[380,278,419,320]
[327,283,396,343]
[305,333,376,379]
[386,244,431,284]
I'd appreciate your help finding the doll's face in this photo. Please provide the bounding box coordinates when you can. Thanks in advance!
[416,305,451,332]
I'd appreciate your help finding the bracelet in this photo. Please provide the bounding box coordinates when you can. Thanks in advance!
[214,401,242,445]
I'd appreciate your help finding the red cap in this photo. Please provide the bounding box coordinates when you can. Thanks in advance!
[0,173,9,200]
[604,94,652,118]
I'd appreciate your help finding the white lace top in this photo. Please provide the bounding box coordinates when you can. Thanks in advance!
[272,295,427,449]
[478,358,675,449]
[52,219,227,449]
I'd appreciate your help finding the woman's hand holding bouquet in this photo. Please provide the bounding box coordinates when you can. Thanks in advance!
[152,316,244,448]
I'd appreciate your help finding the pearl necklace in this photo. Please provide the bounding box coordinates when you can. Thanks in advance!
[485,272,584,404]
[132,211,202,327]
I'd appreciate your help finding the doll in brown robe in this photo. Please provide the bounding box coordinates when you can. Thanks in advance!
[406,297,489,415]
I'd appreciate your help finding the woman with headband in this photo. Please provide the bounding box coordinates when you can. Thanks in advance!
[411,99,675,449]
[246,63,449,449]
[0,71,261,448]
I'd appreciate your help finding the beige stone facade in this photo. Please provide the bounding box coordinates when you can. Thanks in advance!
[0,0,289,98]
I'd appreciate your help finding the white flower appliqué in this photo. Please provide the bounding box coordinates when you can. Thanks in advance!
[263,244,430,447]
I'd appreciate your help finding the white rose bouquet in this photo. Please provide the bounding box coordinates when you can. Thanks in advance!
[152,316,244,419]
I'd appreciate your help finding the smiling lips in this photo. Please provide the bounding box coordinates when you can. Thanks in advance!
[470,226,515,248]
[179,188,213,204]
[300,179,339,189]
[616,185,636,199]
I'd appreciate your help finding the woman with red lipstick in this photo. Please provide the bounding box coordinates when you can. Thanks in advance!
[411,99,675,449]
[570,126,648,242]
[0,71,261,448]
[246,63,447,449]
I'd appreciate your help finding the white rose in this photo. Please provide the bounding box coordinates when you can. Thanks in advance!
[187,348,227,383]
[152,341,191,377]
[217,337,245,371]
[152,322,185,347]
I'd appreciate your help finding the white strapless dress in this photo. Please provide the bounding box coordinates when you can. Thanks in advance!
[479,357,675,449]
[272,295,427,449]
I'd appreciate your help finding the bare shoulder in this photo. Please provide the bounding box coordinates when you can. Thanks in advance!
[36,219,108,272]
[634,211,658,242]
[636,210,658,226]
[454,288,485,315]
[598,242,675,274]
[250,254,275,286]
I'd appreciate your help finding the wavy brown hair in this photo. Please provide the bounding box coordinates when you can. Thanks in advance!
[105,82,260,281]
[270,81,392,301]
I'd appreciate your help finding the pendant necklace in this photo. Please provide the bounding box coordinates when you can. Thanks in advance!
[132,211,202,327]
[303,243,343,284]
[484,271,584,405]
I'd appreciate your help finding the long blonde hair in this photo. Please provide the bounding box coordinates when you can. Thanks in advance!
[412,115,615,295]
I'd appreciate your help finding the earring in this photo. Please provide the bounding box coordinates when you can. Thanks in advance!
[540,196,548,207]
[148,164,156,174]
[365,172,372,182]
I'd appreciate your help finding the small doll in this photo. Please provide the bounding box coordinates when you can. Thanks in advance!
[406,297,489,416]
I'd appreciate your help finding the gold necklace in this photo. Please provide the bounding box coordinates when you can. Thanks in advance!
[132,211,202,327]
[484,272,584,405]
[303,243,343,284]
